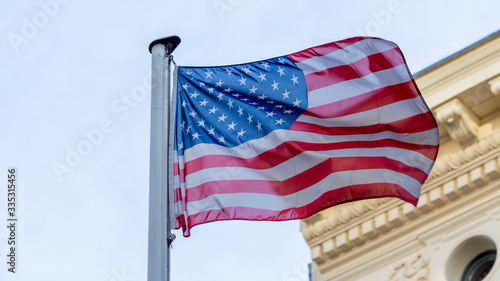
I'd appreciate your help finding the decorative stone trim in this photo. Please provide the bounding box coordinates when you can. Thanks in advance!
[488,75,500,97]
[429,130,500,179]
[389,253,430,281]
[435,99,479,146]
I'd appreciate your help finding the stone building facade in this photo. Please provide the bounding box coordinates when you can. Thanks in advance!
[302,31,500,281]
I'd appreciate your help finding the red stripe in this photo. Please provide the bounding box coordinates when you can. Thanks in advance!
[179,138,437,176]
[304,48,405,92]
[175,214,186,233]
[179,183,416,237]
[288,37,372,63]
[174,185,183,202]
[291,112,437,136]
[174,162,180,178]
[305,81,420,118]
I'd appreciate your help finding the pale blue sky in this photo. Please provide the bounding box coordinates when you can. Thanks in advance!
[1,1,500,281]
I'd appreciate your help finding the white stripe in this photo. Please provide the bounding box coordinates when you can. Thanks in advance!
[186,169,420,213]
[296,38,397,75]
[307,64,411,108]
[183,145,432,188]
[174,201,184,218]
[185,151,328,187]
[176,127,439,170]
[298,97,426,127]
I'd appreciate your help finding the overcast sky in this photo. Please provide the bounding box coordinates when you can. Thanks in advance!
[1,1,500,281]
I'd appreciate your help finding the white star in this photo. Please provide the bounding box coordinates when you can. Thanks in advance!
[207,126,215,135]
[208,88,214,94]
[227,121,237,130]
[188,110,197,118]
[284,109,293,114]
[277,57,286,64]
[247,114,253,124]
[190,92,200,99]
[226,68,234,76]
[249,86,258,94]
[282,89,290,99]
[292,98,301,107]
[241,66,251,74]
[277,67,285,76]
[256,121,262,131]
[199,82,205,87]
[241,98,249,102]
[216,79,224,87]
[224,87,232,93]
[198,119,205,127]
[232,93,241,98]
[271,80,279,91]
[275,118,285,125]
[209,106,218,114]
[218,114,228,122]
[182,101,187,107]
[218,135,225,143]
[258,72,267,81]
[178,142,184,149]
[261,62,270,70]
[182,84,190,90]
[291,75,299,85]
[180,121,185,130]
[217,93,224,101]
[257,106,265,110]
[237,129,246,138]
[199,99,209,106]
[275,104,283,109]
[239,77,247,86]
[205,70,213,79]
[186,69,192,75]
[266,111,276,117]
[192,132,200,140]
[186,125,191,134]
[266,100,275,104]
[258,94,267,100]
[237,106,244,116]
[227,99,234,109]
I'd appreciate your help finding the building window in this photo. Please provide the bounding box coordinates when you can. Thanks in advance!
[446,235,497,281]
[461,250,496,281]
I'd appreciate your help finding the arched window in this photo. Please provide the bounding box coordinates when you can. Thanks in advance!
[461,250,496,281]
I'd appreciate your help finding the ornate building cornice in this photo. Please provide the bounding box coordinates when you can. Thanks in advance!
[435,98,479,146]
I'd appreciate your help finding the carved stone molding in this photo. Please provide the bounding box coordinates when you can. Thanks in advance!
[488,76,500,97]
[429,131,500,179]
[389,253,430,281]
[435,99,479,146]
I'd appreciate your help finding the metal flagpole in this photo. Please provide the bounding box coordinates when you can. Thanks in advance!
[148,36,181,281]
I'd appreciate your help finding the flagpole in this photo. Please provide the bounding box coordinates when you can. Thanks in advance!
[148,36,180,281]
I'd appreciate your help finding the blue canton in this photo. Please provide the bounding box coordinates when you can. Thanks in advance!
[175,56,308,156]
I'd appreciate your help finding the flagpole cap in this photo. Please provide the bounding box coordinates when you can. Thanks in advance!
[149,36,181,54]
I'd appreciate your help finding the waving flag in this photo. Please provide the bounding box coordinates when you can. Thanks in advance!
[172,37,439,237]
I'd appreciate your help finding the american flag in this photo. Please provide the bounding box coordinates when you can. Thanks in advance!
[172,37,439,237]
